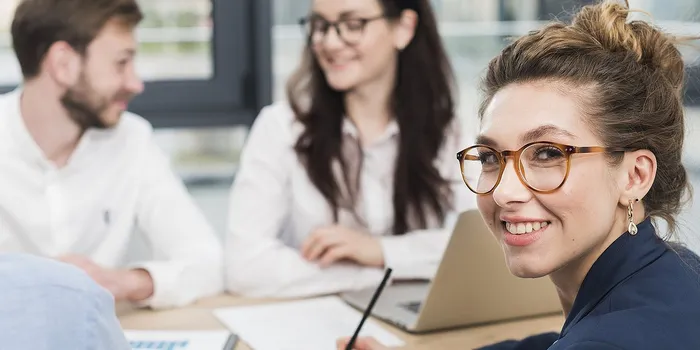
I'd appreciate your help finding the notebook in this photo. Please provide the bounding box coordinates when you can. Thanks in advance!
[213,296,404,350]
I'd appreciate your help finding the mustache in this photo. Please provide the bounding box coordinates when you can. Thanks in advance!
[113,91,136,102]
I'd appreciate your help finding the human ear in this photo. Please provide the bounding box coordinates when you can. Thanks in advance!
[393,9,417,51]
[44,41,82,86]
[617,149,656,205]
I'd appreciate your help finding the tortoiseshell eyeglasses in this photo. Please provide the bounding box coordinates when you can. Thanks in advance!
[456,141,633,195]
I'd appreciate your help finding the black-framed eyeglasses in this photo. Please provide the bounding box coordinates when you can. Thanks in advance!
[298,14,386,45]
[456,141,634,195]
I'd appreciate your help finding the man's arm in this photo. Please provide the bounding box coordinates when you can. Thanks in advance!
[129,137,224,309]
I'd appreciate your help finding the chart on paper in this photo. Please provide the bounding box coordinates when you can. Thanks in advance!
[125,330,237,350]
[130,340,189,349]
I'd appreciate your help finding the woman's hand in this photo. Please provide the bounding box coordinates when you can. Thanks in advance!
[301,225,384,267]
[336,337,392,350]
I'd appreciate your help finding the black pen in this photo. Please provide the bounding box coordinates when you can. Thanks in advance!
[346,267,393,350]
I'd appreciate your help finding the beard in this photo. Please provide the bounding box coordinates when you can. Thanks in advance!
[60,72,133,131]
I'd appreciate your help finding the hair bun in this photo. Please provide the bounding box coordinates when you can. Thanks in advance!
[572,0,685,89]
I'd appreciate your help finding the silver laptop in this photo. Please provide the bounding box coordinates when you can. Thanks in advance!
[341,209,562,333]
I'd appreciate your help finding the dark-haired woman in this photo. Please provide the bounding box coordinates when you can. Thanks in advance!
[223,0,475,298]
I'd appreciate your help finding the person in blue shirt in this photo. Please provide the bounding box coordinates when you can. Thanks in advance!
[338,1,700,349]
[0,253,130,349]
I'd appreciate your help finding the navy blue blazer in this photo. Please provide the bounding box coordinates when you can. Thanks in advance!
[479,218,700,350]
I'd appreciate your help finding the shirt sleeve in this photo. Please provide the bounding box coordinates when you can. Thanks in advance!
[380,118,479,279]
[131,135,224,309]
[225,104,385,298]
[86,284,133,350]
[0,255,131,349]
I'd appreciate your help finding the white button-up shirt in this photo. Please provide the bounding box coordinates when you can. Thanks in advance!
[225,102,477,297]
[0,89,223,309]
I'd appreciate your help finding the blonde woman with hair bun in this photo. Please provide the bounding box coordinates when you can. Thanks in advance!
[338,1,700,349]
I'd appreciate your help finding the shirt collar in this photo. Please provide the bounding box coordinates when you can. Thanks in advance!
[5,87,49,168]
[5,87,97,171]
[341,118,399,146]
[561,217,666,335]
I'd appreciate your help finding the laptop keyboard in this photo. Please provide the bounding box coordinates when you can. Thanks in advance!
[400,301,422,313]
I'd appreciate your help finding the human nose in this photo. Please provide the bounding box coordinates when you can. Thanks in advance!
[319,25,346,49]
[491,159,533,207]
[125,67,144,95]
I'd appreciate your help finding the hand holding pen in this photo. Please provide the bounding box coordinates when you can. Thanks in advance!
[336,336,390,350]
[336,268,395,350]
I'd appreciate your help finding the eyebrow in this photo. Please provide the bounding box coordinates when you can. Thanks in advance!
[475,124,577,148]
[311,10,362,20]
[475,134,498,147]
[520,124,577,144]
[120,48,136,57]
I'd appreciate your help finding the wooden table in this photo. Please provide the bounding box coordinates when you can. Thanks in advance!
[118,294,564,349]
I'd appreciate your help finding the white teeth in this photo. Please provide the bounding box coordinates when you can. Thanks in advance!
[505,221,549,235]
[329,58,351,65]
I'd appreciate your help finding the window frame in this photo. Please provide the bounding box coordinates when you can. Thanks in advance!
[0,0,273,128]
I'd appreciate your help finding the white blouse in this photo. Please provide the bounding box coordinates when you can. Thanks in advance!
[225,102,477,297]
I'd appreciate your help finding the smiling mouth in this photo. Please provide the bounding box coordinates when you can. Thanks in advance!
[502,221,551,235]
[325,56,356,66]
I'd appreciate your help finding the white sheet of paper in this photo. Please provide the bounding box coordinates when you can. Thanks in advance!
[125,330,234,350]
[213,296,405,350]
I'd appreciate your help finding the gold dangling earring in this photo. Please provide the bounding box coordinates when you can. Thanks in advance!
[628,199,638,235]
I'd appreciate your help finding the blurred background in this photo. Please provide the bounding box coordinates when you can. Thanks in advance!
[0,0,697,252]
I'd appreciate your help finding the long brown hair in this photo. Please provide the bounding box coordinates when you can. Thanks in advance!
[286,0,456,235]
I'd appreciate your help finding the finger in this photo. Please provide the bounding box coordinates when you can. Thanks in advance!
[307,233,343,261]
[86,268,120,295]
[336,337,350,350]
[301,231,322,259]
[58,256,95,272]
[306,237,330,261]
[319,245,352,267]
[82,264,105,281]
[336,337,385,350]
[302,227,333,258]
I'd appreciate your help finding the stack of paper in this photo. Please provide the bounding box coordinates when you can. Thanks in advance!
[213,296,405,350]
[125,330,237,350]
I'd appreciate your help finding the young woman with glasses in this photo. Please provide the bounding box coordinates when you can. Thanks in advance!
[224,0,476,298]
[339,1,700,349]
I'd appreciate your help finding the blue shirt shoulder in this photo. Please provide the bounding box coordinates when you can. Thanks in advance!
[0,254,130,350]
